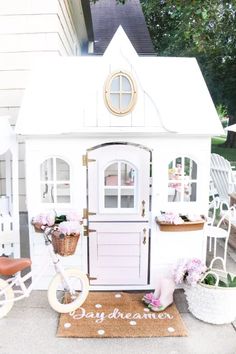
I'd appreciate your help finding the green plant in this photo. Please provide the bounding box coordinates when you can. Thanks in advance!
[202,273,236,288]
[227,274,236,288]
[54,214,67,224]
[216,104,228,120]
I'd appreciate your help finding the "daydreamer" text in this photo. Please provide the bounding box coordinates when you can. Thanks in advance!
[69,307,174,324]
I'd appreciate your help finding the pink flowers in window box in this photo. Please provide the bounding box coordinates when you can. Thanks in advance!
[157,212,184,225]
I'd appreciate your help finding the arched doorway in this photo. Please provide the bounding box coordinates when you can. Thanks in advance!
[86,143,151,285]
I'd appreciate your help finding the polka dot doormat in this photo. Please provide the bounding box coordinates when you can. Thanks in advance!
[57,292,187,338]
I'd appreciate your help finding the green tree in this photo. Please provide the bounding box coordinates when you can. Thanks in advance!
[140,0,236,147]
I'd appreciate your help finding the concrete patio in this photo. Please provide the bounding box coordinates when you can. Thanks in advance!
[0,283,235,354]
[0,214,235,354]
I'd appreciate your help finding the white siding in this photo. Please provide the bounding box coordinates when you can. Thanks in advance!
[0,0,57,14]
[0,52,60,70]
[0,71,29,89]
[0,0,87,211]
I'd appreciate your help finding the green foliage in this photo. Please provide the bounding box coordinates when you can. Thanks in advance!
[55,215,67,224]
[211,136,226,145]
[90,0,126,4]
[216,104,228,120]
[140,0,236,145]
[211,139,236,168]
[202,273,236,287]
[227,273,236,287]
[202,273,217,286]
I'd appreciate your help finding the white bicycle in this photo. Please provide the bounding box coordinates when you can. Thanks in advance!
[0,227,89,318]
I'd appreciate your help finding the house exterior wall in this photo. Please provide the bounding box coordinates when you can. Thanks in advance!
[25,135,211,289]
[0,0,88,211]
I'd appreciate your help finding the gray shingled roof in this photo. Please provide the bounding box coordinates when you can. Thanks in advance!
[90,0,155,55]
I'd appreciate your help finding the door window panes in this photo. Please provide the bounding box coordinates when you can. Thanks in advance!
[121,189,134,208]
[121,163,135,186]
[105,163,118,186]
[103,161,136,210]
[168,157,197,202]
[104,189,118,208]
[40,157,70,203]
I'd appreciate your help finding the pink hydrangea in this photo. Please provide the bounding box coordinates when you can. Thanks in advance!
[158,212,184,225]
[173,259,188,284]
[32,212,55,226]
[185,258,207,285]
[173,258,206,286]
[58,221,81,236]
[66,211,82,222]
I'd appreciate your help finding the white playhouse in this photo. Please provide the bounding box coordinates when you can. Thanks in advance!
[16,27,223,289]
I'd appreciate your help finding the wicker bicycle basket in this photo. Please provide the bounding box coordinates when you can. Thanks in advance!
[184,257,236,324]
[51,230,80,256]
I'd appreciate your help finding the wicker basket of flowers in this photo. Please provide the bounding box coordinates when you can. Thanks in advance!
[51,229,80,256]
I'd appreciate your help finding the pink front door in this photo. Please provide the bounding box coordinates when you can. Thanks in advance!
[87,143,151,286]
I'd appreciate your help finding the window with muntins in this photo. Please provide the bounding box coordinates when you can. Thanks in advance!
[104,71,137,115]
[40,158,70,203]
[104,161,136,210]
[168,157,197,202]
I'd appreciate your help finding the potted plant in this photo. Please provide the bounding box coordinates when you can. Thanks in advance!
[174,257,236,324]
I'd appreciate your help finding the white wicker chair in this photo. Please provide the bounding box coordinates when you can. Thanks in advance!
[207,196,220,227]
[210,153,236,209]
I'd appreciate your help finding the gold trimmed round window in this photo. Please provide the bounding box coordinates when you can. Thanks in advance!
[104,71,137,116]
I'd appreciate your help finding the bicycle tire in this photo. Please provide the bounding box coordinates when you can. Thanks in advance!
[47,267,89,313]
[0,279,14,318]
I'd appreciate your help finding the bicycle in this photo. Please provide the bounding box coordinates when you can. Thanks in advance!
[0,226,89,318]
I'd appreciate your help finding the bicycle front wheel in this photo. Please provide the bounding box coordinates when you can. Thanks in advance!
[0,279,14,319]
[47,267,89,313]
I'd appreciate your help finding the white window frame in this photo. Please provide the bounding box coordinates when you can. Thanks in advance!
[40,157,71,204]
[101,160,138,213]
[167,156,198,203]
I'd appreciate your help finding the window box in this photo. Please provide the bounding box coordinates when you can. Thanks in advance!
[156,218,205,232]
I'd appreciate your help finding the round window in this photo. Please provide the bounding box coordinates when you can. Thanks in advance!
[104,71,137,116]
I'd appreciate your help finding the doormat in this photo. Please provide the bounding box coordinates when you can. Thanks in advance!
[57,292,187,338]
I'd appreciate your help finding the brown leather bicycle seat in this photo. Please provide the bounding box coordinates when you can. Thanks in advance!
[0,257,32,276]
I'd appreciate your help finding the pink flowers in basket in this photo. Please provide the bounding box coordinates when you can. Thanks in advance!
[32,210,82,234]
[32,211,56,228]
[57,221,81,236]
[173,258,207,286]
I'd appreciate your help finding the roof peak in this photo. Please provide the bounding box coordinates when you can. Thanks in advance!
[103,26,138,58]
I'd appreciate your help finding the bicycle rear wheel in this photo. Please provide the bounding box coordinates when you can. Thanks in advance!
[0,279,14,318]
[47,267,89,313]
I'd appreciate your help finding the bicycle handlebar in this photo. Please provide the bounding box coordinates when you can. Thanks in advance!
[40,226,53,244]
